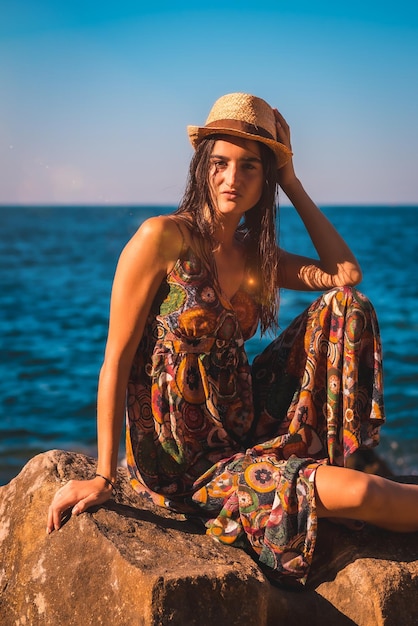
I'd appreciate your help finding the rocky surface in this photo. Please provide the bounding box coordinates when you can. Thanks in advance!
[1,450,418,625]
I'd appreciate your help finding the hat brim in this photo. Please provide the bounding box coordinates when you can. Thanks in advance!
[187,125,292,169]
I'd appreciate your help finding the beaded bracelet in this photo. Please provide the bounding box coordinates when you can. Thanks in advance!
[95,472,117,496]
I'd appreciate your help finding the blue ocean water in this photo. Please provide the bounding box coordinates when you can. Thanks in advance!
[1,205,417,485]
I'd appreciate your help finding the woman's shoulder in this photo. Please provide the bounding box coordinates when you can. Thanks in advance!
[119,215,189,275]
[137,215,194,248]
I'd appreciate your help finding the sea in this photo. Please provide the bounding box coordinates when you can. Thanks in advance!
[1,204,417,485]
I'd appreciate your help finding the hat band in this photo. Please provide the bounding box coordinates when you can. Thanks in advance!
[205,119,275,141]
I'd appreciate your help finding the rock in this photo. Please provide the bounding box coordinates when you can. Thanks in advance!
[1,451,418,625]
[0,450,269,626]
[300,516,418,626]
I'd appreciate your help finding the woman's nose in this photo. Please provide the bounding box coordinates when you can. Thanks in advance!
[225,163,238,187]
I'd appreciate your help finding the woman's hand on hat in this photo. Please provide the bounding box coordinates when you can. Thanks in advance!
[273,108,298,191]
[273,108,291,151]
[46,476,114,534]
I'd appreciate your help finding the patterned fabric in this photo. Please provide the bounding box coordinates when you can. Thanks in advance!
[126,245,385,586]
[126,246,260,505]
[191,452,321,586]
[250,287,385,463]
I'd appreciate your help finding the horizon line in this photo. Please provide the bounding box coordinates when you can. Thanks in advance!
[2,202,418,209]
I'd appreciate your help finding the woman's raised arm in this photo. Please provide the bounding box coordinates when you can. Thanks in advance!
[273,108,362,291]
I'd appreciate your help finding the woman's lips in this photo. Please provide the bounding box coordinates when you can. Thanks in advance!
[222,191,240,199]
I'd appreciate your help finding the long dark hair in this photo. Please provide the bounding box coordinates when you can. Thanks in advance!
[174,135,281,334]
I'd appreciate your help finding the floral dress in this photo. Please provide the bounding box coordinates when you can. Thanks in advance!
[126,245,385,586]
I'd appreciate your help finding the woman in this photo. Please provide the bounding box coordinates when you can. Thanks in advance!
[47,93,418,586]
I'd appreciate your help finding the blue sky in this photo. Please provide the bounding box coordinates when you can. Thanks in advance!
[2,0,417,205]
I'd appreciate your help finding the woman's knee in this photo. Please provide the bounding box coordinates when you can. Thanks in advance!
[323,285,374,313]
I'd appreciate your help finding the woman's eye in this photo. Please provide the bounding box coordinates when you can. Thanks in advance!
[213,161,227,170]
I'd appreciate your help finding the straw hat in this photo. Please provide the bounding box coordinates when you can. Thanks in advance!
[187,92,292,169]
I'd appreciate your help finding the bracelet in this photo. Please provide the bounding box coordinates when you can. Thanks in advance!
[95,473,117,496]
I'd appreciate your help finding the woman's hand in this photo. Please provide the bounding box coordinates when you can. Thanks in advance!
[46,476,114,534]
[273,108,298,191]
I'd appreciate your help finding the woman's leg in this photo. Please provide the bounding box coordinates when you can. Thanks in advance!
[315,465,418,532]
[251,287,385,464]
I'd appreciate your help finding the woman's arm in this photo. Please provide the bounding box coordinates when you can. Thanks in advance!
[274,109,362,291]
[47,216,184,532]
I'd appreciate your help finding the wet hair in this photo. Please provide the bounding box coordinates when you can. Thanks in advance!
[174,135,281,334]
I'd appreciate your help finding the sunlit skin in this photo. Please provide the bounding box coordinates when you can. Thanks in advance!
[208,137,264,300]
[209,137,264,221]
[47,107,418,536]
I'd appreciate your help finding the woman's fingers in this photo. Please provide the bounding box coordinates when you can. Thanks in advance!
[46,485,72,533]
[273,108,291,149]
[273,107,289,128]
[46,478,113,534]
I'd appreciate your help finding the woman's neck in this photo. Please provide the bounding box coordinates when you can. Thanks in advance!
[213,218,241,251]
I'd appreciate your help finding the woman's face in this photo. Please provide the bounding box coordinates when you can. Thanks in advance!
[208,136,264,218]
